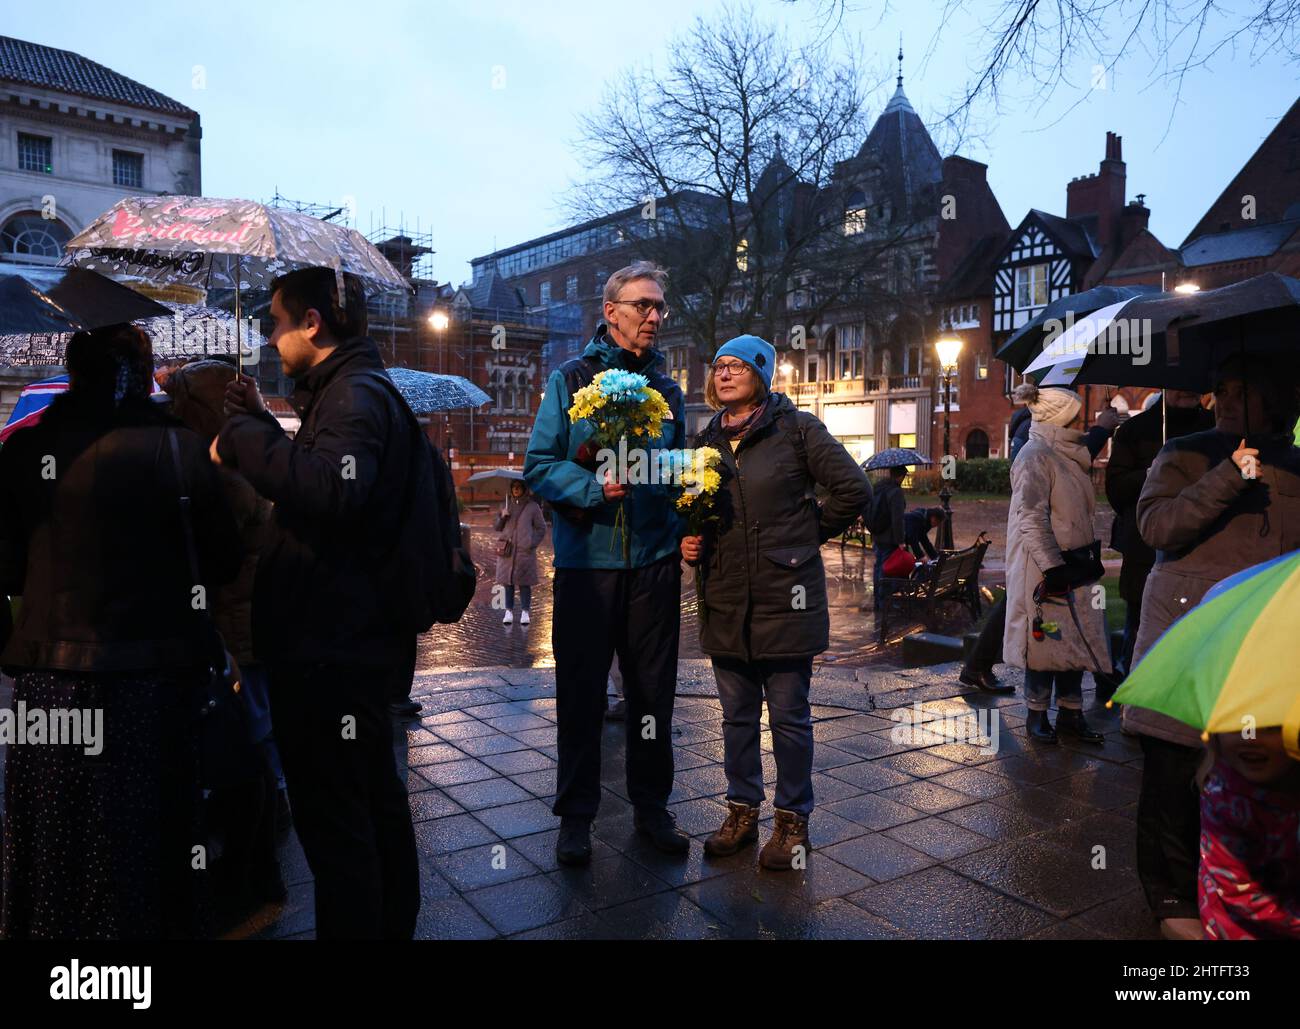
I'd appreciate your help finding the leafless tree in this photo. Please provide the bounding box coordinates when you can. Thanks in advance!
[789,0,1299,126]
[570,3,935,360]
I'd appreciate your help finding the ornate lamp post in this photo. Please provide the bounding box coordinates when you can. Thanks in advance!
[934,334,963,550]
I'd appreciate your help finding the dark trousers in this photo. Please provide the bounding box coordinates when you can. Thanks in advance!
[1023,668,1084,710]
[270,662,420,939]
[389,636,418,707]
[1116,595,1142,679]
[551,553,681,820]
[712,656,815,816]
[1136,734,1202,921]
[872,543,894,609]
[965,593,1007,671]
[504,585,532,610]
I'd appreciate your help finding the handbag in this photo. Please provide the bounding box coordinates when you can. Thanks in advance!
[166,430,253,789]
[495,538,513,558]
[1058,540,1105,589]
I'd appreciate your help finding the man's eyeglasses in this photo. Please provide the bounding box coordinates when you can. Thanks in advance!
[711,360,752,377]
[611,299,669,320]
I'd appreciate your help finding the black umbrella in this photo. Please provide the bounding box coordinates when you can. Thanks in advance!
[996,284,1163,373]
[1072,273,1300,392]
[0,266,170,336]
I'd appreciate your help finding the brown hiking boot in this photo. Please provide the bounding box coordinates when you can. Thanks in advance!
[759,809,810,871]
[703,801,760,858]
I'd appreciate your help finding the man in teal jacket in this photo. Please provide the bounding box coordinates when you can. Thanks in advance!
[525,261,688,866]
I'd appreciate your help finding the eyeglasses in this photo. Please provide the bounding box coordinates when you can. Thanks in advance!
[711,360,752,377]
[611,299,669,320]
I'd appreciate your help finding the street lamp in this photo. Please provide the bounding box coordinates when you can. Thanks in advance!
[429,309,451,332]
[935,334,963,550]
[1173,282,1201,295]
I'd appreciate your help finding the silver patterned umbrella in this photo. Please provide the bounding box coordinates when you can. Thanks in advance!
[65,196,408,295]
[385,367,490,413]
[0,302,269,366]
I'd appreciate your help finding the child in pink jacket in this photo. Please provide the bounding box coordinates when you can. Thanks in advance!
[1198,727,1300,940]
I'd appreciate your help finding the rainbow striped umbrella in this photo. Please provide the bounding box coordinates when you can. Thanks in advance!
[1111,550,1300,757]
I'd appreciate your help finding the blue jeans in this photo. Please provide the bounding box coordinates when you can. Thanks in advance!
[1024,669,1084,711]
[241,662,284,789]
[711,656,814,816]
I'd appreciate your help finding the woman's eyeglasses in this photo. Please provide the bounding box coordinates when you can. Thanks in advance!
[711,361,751,377]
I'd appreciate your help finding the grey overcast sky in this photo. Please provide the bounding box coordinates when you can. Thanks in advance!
[5,0,1295,284]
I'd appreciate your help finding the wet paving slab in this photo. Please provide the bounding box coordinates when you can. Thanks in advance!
[244,653,1160,940]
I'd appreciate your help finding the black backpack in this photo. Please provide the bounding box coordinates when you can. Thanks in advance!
[362,372,477,629]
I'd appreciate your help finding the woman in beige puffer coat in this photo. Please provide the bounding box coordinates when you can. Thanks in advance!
[1003,383,1112,745]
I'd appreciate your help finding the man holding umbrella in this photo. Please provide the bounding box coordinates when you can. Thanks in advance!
[213,267,421,939]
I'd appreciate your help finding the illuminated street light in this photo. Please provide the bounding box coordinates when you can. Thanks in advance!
[934,334,963,550]
[429,310,451,331]
[1174,282,1201,295]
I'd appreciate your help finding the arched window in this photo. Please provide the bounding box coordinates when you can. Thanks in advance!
[965,429,990,460]
[1,212,72,263]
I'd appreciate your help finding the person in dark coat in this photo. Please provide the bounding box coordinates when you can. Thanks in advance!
[681,335,870,870]
[904,507,945,562]
[1104,390,1213,682]
[868,466,907,608]
[214,268,420,940]
[1125,356,1300,941]
[164,358,286,930]
[0,324,240,939]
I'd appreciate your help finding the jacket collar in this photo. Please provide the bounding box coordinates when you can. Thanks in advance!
[584,323,664,374]
[1029,421,1091,472]
[290,336,386,419]
[700,392,794,446]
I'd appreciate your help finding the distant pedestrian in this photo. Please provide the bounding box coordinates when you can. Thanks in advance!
[1002,383,1112,745]
[866,465,906,608]
[904,506,944,563]
[681,335,870,870]
[494,479,547,625]
[0,324,240,939]
[214,267,421,939]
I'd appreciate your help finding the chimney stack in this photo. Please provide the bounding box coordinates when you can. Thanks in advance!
[1067,131,1127,253]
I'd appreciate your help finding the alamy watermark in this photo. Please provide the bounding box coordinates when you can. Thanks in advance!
[1040,312,1151,366]
[1,703,104,756]
[889,701,1001,755]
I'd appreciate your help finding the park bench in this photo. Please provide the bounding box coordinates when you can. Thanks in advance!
[878,537,990,638]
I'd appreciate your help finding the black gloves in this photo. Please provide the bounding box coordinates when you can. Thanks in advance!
[1042,565,1071,594]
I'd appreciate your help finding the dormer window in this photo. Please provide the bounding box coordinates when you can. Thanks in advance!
[844,190,868,236]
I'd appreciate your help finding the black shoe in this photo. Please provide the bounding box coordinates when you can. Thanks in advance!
[959,666,1015,694]
[555,817,592,867]
[1026,709,1058,744]
[634,809,690,855]
[1056,708,1105,744]
[389,699,422,720]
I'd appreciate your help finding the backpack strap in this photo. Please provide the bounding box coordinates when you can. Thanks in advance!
[559,355,602,411]
[777,409,810,480]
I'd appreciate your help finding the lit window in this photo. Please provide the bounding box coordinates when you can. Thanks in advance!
[736,238,749,272]
[1014,264,1049,310]
[977,352,989,380]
